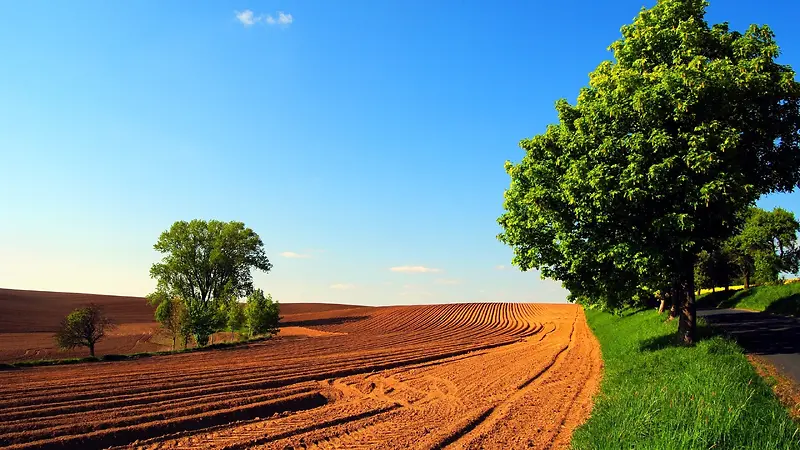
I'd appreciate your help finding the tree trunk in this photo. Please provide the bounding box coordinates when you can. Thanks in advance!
[172,335,176,351]
[89,342,95,357]
[658,298,667,314]
[725,285,729,291]
[668,282,679,321]
[744,273,750,289]
[712,286,715,293]
[678,265,697,345]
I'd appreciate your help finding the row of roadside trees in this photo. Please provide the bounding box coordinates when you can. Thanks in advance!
[498,0,800,344]
[694,207,800,293]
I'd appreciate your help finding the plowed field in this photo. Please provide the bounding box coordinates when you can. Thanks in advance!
[0,302,601,450]
[0,289,359,362]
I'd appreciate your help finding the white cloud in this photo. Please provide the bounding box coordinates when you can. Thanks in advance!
[390,266,442,273]
[265,12,293,26]
[235,10,259,26]
[330,283,355,290]
[235,10,293,27]
[495,265,507,270]
[435,279,461,285]
[281,251,310,259]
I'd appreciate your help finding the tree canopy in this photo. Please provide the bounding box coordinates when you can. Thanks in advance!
[54,304,114,357]
[149,219,272,346]
[498,0,800,344]
[245,289,280,337]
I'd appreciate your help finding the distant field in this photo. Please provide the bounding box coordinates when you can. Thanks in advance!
[0,290,600,449]
[0,288,362,363]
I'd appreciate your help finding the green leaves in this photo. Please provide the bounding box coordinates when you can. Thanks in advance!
[498,0,800,313]
[148,219,272,346]
[245,289,279,337]
[54,304,114,357]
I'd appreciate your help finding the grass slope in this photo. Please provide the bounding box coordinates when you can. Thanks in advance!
[699,282,800,316]
[571,309,800,450]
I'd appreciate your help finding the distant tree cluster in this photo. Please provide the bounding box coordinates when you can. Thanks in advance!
[695,207,800,292]
[147,219,280,348]
[498,0,800,344]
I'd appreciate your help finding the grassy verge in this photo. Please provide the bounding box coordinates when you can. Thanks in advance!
[571,309,800,450]
[699,282,800,316]
[0,335,273,371]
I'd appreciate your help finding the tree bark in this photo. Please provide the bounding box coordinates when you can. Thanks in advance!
[744,273,750,289]
[678,264,697,345]
[668,282,679,321]
[89,342,95,357]
[658,298,667,314]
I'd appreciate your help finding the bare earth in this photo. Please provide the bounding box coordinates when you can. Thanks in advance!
[0,290,602,449]
[0,289,356,362]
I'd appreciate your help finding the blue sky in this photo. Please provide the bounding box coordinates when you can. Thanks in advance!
[1,1,798,305]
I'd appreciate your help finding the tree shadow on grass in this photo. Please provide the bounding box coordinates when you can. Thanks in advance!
[696,290,739,309]
[764,293,800,317]
[638,320,717,352]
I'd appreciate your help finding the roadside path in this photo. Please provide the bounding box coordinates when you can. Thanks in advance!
[698,308,800,383]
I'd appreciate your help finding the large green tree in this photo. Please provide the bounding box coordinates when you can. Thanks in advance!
[498,0,800,344]
[149,220,272,346]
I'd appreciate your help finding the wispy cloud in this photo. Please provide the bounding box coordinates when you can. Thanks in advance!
[390,266,442,274]
[266,12,293,25]
[495,265,508,270]
[235,10,259,26]
[330,283,355,290]
[235,10,293,27]
[281,251,310,259]
[435,278,461,285]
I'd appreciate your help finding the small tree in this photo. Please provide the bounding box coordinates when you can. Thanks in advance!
[245,289,280,337]
[227,301,246,341]
[148,292,186,350]
[54,304,114,357]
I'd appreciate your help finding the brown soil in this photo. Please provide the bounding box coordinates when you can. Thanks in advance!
[0,295,601,450]
[0,289,361,363]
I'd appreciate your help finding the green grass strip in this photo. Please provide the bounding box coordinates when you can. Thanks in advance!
[571,309,800,450]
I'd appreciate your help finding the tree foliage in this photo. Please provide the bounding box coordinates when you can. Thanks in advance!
[147,291,187,350]
[227,301,246,339]
[148,219,272,346]
[54,304,114,357]
[723,207,800,287]
[245,289,280,337]
[498,0,800,344]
